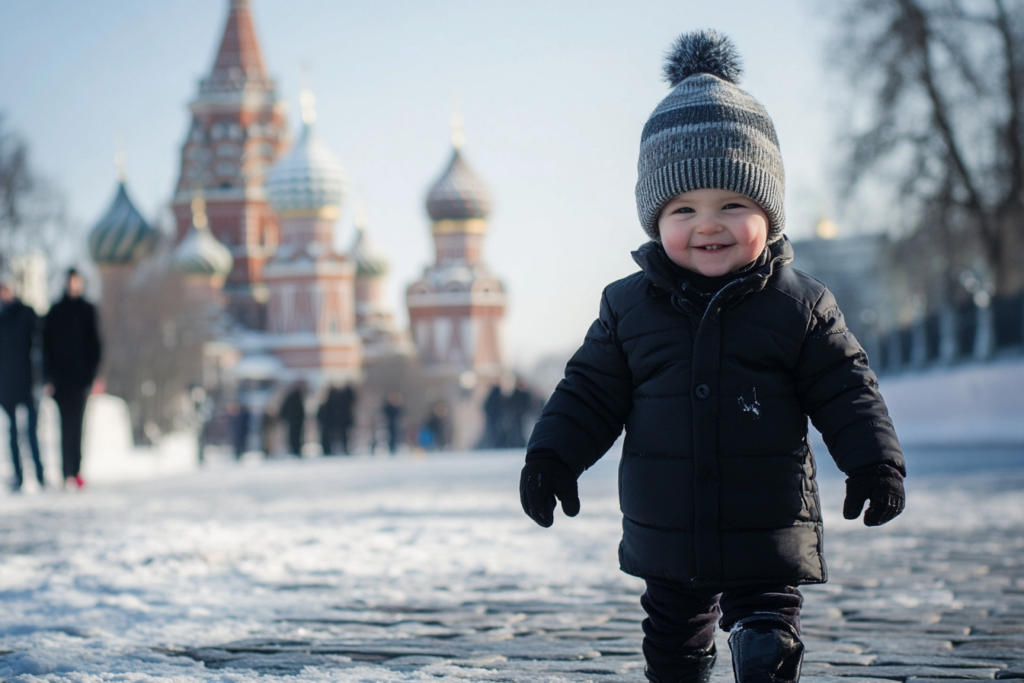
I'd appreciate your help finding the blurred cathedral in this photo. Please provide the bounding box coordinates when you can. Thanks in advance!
[86,0,507,449]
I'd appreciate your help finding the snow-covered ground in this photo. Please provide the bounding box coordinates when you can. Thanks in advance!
[2,444,1024,682]
[0,450,629,681]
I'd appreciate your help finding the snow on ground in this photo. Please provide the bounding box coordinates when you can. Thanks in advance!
[0,450,630,681]
[1,444,1024,682]
[0,394,198,490]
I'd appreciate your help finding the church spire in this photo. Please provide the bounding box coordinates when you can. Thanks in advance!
[198,0,274,98]
[212,0,267,77]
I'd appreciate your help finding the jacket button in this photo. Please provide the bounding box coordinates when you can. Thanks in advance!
[695,384,710,399]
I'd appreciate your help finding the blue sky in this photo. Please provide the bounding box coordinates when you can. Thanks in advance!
[0,0,836,366]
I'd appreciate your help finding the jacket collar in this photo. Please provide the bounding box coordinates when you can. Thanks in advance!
[632,237,794,311]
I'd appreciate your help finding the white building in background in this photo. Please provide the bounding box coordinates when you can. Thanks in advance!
[7,252,50,315]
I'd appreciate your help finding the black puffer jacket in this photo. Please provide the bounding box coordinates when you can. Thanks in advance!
[527,238,904,589]
[0,299,39,407]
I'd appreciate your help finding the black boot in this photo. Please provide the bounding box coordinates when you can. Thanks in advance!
[645,643,716,683]
[728,617,804,683]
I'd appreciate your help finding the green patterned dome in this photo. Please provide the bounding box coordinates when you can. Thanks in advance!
[88,182,159,265]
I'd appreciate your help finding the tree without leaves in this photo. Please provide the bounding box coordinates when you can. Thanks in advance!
[98,252,212,443]
[828,0,1024,305]
[0,113,67,270]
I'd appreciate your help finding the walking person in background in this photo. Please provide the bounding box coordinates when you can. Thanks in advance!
[382,392,403,455]
[317,389,336,456]
[0,278,45,492]
[279,383,306,457]
[43,269,102,490]
[504,378,536,449]
[336,384,356,455]
[230,402,250,461]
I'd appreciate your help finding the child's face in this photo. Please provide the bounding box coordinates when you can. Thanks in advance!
[657,188,769,277]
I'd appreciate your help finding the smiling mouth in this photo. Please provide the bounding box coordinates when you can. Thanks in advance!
[696,245,729,251]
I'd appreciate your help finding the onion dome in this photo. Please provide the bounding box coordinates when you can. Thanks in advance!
[350,211,389,278]
[265,90,347,216]
[88,182,159,265]
[174,190,233,278]
[425,147,492,221]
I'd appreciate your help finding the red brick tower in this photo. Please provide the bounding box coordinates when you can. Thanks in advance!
[171,0,287,329]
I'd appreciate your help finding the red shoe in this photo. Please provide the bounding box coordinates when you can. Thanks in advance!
[74,475,85,489]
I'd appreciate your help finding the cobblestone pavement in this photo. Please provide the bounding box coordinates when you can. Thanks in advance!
[2,451,1023,681]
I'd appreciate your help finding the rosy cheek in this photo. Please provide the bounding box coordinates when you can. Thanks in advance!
[660,228,686,250]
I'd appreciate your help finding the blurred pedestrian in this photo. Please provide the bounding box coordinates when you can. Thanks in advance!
[259,406,277,458]
[318,384,357,456]
[504,378,537,449]
[43,269,102,490]
[336,384,356,455]
[382,391,403,455]
[316,392,334,456]
[478,384,505,449]
[279,384,306,457]
[0,278,44,492]
[230,402,250,461]
[423,401,450,452]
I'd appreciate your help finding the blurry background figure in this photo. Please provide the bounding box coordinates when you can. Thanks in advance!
[43,268,101,490]
[336,385,356,455]
[421,401,450,452]
[229,402,250,461]
[318,384,357,456]
[0,278,44,492]
[259,406,277,458]
[383,392,403,455]
[505,378,538,449]
[279,383,306,457]
[477,377,538,449]
[190,385,212,466]
[479,384,505,449]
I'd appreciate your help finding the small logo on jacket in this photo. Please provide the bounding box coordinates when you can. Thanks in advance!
[738,388,761,418]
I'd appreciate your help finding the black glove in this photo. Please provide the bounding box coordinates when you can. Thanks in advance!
[843,463,905,526]
[519,453,580,528]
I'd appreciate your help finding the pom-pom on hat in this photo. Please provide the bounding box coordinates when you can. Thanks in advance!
[636,29,786,243]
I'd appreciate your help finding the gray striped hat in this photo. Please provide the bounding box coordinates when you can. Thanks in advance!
[636,30,785,243]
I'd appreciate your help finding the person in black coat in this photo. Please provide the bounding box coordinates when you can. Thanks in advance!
[382,391,403,455]
[0,280,44,491]
[335,384,356,455]
[43,269,102,489]
[520,32,906,683]
[279,384,306,457]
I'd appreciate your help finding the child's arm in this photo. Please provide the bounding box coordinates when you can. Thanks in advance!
[795,288,904,472]
[528,288,633,474]
[520,288,633,526]
[794,288,906,525]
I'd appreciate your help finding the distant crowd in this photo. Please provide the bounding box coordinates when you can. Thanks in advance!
[220,376,542,460]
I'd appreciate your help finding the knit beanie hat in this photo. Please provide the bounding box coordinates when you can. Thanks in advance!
[636,30,786,244]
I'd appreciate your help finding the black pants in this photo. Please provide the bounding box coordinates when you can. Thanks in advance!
[641,577,802,678]
[3,400,44,487]
[54,387,90,479]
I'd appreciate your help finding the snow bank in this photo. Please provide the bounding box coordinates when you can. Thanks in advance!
[879,358,1024,447]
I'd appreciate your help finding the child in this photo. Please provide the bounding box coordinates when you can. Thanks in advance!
[519,30,906,683]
